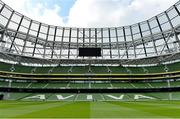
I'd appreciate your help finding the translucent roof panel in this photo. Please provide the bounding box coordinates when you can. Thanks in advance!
[0,0,180,65]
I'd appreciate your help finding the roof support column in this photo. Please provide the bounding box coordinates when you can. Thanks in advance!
[0,4,5,13]
[138,23,147,57]
[123,27,128,59]
[21,20,32,55]
[95,28,97,48]
[130,26,136,58]
[32,23,41,57]
[51,26,57,59]
[89,28,91,46]
[108,28,112,59]
[173,5,180,16]
[147,20,158,55]
[3,10,14,51]
[171,6,180,47]
[101,28,104,59]
[59,28,65,58]
[68,28,72,59]
[43,25,50,58]
[115,28,120,58]
[83,28,85,48]
[95,28,98,59]
[76,28,79,58]
[155,16,170,53]
[0,4,5,41]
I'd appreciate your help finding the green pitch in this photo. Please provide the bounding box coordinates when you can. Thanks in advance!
[0,100,180,118]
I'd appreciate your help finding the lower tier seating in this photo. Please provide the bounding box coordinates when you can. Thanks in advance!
[0,79,179,89]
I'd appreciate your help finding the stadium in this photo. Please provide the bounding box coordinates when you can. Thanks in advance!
[0,0,180,118]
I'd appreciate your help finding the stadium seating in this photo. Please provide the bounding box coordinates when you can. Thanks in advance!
[0,61,180,74]
[0,79,179,89]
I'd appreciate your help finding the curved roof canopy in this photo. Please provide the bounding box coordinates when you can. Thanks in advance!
[0,0,180,65]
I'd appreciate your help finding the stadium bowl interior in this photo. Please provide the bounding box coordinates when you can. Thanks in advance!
[0,0,180,102]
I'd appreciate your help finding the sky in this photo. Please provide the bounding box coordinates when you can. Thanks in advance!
[2,0,178,28]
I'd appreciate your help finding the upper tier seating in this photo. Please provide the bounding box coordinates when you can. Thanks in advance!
[0,61,179,74]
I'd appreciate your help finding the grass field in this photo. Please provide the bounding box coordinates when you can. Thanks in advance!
[0,100,180,118]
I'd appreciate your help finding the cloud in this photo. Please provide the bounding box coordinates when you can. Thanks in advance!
[3,0,64,26]
[67,0,178,27]
[29,4,64,26]
[2,0,178,28]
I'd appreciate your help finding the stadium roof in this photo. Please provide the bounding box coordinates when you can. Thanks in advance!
[0,0,180,65]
